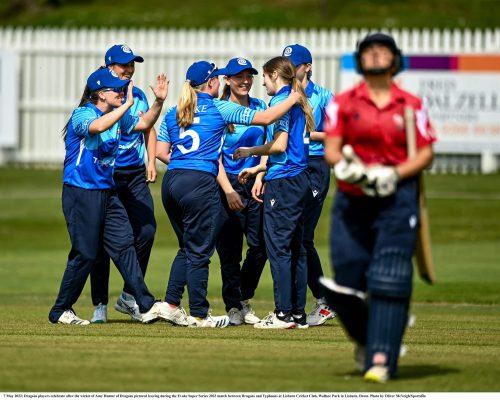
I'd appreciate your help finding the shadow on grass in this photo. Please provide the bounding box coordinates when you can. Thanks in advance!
[336,365,459,381]
[399,364,460,380]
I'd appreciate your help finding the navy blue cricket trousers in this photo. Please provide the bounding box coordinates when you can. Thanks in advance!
[303,156,331,299]
[48,184,156,322]
[90,165,156,305]
[330,179,419,291]
[216,173,267,311]
[161,169,225,318]
[263,171,309,315]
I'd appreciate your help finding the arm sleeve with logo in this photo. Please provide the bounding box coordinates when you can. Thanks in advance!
[213,100,257,126]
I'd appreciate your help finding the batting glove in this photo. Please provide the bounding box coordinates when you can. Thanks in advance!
[334,145,367,184]
[363,166,399,197]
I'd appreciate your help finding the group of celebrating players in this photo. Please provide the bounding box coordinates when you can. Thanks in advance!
[48,32,436,383]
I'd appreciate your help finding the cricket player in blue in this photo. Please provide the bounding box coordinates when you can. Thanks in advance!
[215,57,270,326]
[233,56,316,329]
[89,44,158,324]
[156,60,300,328]
[48,67,183,325]
[283,44,336,326]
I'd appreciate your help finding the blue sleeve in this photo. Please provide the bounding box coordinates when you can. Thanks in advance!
[133,87,150,113]
[213,100,257,125]
[120,111,140,134]
[322,88,334,110]
[71,108,98,138]
[270,96,290,134]
[156,106,177,143]
[157,114,171,143]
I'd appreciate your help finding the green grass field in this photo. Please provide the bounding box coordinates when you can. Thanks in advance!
[1,167,500,392]
[1,0,497,29]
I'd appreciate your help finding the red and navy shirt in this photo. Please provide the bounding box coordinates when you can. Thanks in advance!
[325,81,436,195]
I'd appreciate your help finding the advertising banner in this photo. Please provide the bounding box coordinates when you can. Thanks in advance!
[339,54,500,154]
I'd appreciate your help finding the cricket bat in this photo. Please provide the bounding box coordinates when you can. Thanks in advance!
[404,106,436,285]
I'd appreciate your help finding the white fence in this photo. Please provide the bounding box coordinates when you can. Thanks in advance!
[0,27,499,166]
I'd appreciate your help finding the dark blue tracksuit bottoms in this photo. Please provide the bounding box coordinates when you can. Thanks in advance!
[90,165,156,305]
[161,169,225,318]
[216,173,267,311]
[48,184,156,322]
[303,156,331,299]
[263,171,309,316]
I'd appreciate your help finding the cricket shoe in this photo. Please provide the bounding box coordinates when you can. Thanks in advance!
[306,298,336,326]
[293,314,309,329]
[114,292,142,321]
[156,302,189,326]
[187,312,230,328]
[91,303,107,323]
[254,312,296,329]
[227,307,244,326]
[241,300,260,324]
[363,365,389,384]
[55,309,90,325]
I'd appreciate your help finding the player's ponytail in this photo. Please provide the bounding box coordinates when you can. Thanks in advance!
[291,76,315,133]
[264,56,315,133]
[176,81,199,128]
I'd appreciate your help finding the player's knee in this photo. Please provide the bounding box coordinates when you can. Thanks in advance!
[136,224,156,246]
[367,248,413,299]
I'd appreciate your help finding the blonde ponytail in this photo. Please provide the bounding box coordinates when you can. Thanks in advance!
[291,77,315,133]
[177,81,199,127]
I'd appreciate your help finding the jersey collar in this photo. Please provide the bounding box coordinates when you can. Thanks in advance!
[85,102,104,116]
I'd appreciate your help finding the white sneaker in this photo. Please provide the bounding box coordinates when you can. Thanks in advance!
[187,312,230,328]
[156,302,189,326]
[241,300,260,324]
[364,365,389,383]
[306,298,336,326]
[91,303,107,323]
[55,309,90,325]
[140,302,162,324]
[254,312,296,330]
[227,308,244,326]
[114,292,141,321]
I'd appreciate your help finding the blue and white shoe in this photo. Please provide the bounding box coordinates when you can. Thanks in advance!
[114,292,141,321]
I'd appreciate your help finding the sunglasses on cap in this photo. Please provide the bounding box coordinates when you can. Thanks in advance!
[100,87,126,94]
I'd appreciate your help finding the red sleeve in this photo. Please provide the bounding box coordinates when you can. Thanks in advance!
[325,97,346,138]
[413,99,437,149]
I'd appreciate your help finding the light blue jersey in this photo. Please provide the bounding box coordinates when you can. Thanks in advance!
[305,80,333,157]
[266,86,309,181]
[115,86,149,168]
[63,103,139,189]
[158,92,257,176]
[221,96,269,174]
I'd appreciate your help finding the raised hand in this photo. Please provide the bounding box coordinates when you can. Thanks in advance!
[150,73,169,102]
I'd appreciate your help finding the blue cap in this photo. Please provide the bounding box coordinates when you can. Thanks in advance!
[105,44,144,66]
[282,44,312,66]
[186,61,224,87]
[218,57,258,76]
[87,68,130,92]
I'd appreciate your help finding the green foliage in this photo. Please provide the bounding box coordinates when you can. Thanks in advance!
[0,167,500,391]
[0,0,498,29]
